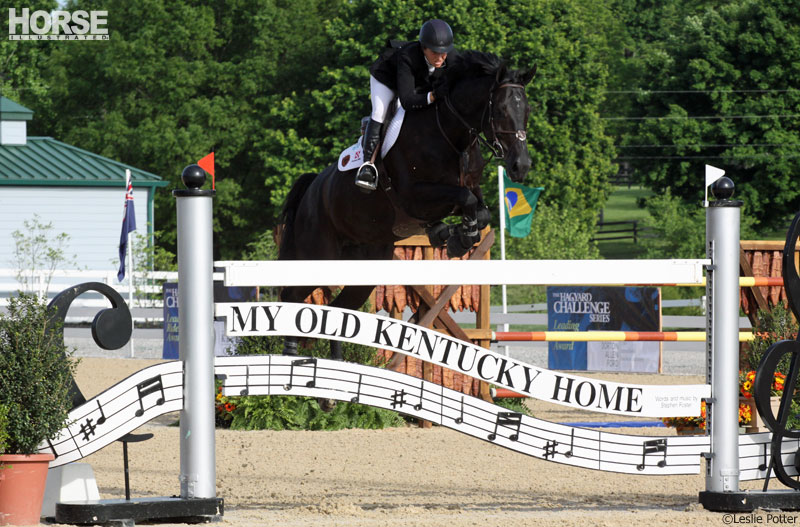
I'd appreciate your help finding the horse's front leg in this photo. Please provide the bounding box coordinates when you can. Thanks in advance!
[279,285,318,356]
[410,182,480,258]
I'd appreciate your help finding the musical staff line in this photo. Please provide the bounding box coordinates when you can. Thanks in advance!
[39,355,800,480]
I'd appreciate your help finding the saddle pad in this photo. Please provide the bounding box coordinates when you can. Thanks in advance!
[337,101,405,172]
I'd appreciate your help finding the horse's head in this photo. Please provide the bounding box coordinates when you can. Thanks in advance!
[488,64,536,182]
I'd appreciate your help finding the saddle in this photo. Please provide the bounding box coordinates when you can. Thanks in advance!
[337,98,404,172]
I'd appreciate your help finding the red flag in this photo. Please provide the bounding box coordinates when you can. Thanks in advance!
[198,152,215,189]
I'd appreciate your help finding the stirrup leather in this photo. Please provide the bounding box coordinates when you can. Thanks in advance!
[355,162,378,191]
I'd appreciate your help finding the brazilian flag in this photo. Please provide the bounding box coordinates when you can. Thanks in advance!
[503,172,542,238]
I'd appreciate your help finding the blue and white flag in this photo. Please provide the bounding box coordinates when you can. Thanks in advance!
[117,169,136,282]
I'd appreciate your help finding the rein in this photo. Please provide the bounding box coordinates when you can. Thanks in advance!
[435,82,527,184]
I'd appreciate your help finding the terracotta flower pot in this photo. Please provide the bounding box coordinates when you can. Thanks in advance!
[0,453,54,526]
[741,396,782,434]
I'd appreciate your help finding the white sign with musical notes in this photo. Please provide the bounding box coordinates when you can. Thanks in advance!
[215,302,709,418]
[38,355,796,479]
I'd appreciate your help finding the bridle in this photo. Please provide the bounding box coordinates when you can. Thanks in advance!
[436,81,528,160]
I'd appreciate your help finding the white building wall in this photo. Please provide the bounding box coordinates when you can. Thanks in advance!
[0,121,27,145]
[0,186,150,271]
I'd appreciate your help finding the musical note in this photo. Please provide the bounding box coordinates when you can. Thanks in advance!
[391,390,407,409]
[240,365,250,396]
[46,439,59,460]
[759,442,768,471]
[455,396,464,424]
[636,439,667,470]
[488,412,522,442]
[80,418,97,441]
[135,376,165,417]
[414,380,424,411]
[284,358,317,391]
[351,374,362,403]
[95,400,107,425]
[564,429,575,458]
[543,440,558,459]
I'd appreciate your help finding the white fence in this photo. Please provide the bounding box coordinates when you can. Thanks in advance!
[0,268,178,308]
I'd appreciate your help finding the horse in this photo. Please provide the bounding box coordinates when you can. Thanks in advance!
[278,51,535,359]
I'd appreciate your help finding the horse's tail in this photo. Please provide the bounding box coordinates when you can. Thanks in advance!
[278,171,318,260]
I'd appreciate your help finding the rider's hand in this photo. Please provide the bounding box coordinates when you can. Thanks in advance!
[432,77,449,102]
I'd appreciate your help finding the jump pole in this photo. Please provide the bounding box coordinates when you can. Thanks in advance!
[697,175,798,510]
[175,165,217,499]
[701,175,742,503]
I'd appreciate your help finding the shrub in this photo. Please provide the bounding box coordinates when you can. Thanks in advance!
[0,405,9,453]
[0,293,78,454]
[221,328,403,431]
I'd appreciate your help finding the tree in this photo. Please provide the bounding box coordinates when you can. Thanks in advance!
[25,0,618,260]
[37,0,342,258]
[616,0,800,231]
[0,0,59,116]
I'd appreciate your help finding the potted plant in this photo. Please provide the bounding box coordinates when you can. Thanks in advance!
[0,292,78,525]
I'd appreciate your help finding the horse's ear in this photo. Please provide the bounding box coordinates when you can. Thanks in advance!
[518,64,537,86]
[495,62,509,84]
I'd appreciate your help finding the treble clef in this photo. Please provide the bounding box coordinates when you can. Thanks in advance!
[754,210,800,489]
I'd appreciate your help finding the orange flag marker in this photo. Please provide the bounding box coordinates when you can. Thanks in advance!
[198,152,215,189]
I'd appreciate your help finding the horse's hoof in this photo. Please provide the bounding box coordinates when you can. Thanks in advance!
[426,222,452,248]
[476,207,491,230]
[318,398,338,412]
[445,235,470,258]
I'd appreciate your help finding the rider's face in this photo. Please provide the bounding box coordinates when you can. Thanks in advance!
[422,47,447,68]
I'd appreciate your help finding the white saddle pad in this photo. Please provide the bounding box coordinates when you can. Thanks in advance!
[337,101,405,172]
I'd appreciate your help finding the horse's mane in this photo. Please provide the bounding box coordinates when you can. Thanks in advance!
[445,50,505,85]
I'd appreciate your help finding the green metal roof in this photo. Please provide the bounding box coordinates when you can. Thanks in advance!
[0,97,33,121]
[0,137,168,187]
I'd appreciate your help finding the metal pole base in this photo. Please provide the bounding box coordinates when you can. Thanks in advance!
[55,496,223,525]
[700,489,800,512]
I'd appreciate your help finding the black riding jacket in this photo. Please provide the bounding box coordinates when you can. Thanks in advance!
[369,41,454,111]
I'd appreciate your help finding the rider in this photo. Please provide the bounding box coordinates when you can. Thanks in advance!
[354,19,455,191]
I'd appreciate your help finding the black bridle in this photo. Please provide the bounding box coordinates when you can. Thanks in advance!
[436,82,528,160]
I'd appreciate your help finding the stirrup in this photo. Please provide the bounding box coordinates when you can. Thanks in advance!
[355,162,378,191]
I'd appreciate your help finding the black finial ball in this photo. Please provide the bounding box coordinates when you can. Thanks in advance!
[182,164,206,189]
[711,176,734,200]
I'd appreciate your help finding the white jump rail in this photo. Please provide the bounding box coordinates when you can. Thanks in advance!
[215,258,710,287]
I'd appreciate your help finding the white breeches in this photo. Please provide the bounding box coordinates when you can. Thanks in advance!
[370,75,395,123]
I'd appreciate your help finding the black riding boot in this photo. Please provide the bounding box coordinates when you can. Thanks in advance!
[355,118,381,191]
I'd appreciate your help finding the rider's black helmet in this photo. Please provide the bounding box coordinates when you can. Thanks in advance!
[419,19,454,54]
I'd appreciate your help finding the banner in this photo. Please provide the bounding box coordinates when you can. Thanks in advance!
[162,282,257,359]
[162,282,179,359]
[547,286,661,373]
[215,302,707,417]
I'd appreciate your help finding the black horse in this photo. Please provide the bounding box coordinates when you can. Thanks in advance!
[279,51,535,359]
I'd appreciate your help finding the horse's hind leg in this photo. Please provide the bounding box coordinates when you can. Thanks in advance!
[326,285,376,361]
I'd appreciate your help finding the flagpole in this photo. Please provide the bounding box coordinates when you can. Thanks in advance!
[126,169,136,358]
[497,166,509,357]
[128,235,135,358]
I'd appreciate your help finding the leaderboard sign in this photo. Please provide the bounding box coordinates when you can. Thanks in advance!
[547,286,661,373]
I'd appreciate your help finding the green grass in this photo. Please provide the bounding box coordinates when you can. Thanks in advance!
[596,185,654,259]
[599,186,654,223]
